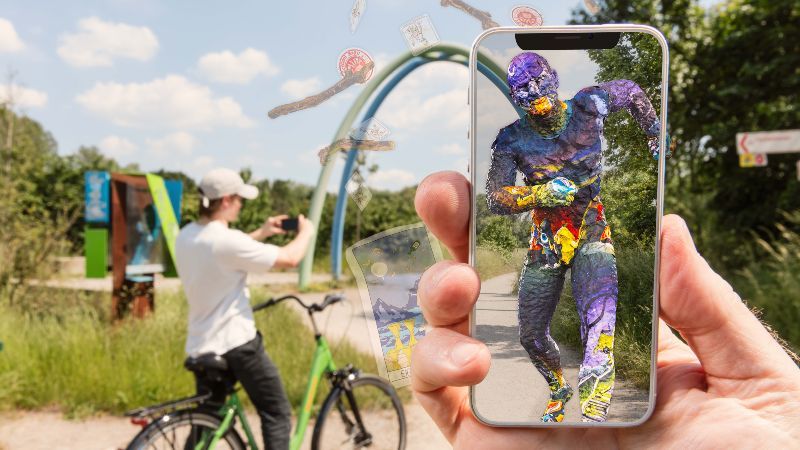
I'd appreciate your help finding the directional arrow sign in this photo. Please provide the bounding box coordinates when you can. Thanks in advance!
[737,129,800,154]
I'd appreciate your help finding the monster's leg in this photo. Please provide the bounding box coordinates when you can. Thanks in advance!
[571,241,618,422]
[517,255,572,422]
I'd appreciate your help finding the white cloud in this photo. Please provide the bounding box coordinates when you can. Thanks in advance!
[147,131,195,156]
[379,63,469,133]
[76,75,254,129]
[453,157,470,176]
[0,18,24,52]
[280,77,321,99]
[192,155,215,172]
[436,143,466,156]
[58,17,158,67]
[0,84,47,108]
[197,48,279,84]
[368,168,416,190]
[99,135,137,158]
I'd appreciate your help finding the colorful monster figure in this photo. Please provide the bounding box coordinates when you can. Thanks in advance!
[486,52,661,422]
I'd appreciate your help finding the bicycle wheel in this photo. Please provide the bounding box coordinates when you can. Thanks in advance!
[311,374,406,450]
[126,409,246,450]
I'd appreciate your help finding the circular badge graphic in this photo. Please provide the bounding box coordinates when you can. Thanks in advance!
[338,47,374,81]
[512,6,543,27]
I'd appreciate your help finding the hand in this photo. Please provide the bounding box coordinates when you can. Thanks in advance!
[296,214,314,236]
[260,214,288,238]
[537,177,577,207]
[412,171,800,449]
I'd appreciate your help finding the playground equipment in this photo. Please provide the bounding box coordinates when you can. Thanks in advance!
[299,43,524,288]
[84,172,182,319]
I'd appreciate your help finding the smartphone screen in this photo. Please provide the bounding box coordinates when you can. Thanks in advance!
[280,217,299,231]
[469,27,667,426]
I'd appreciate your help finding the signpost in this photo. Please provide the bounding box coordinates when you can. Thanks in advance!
[736,129,800,168]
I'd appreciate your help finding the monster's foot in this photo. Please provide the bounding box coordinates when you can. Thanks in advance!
[578,362,614,422]
[541,384,573,423]
[580,384,612,422]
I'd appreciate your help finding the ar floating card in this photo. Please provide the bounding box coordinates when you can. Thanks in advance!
[349,117,391,141]
[350,0,366,33]
[346,223,443,387]
[400,14,440,56]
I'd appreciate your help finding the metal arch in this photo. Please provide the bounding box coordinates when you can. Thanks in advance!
[299,43,521,288]
[329,55,522,280]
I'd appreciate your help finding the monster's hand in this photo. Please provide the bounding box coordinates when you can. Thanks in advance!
[648,136,660,159]
[648,135,674,160]
[504,177,577,209]
[540,177,577,207]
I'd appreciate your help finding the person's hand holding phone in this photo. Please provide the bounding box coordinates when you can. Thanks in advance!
[412,171,800,449]
[249,214,288,241]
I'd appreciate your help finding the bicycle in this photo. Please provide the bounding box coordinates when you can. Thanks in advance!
[124,293,407,450]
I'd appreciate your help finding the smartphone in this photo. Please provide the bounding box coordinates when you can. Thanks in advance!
[469,25,668,427]
[280,217,299,231]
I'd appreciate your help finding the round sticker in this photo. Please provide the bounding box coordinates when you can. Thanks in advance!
[338,47,374,81]
[512,6,543,27]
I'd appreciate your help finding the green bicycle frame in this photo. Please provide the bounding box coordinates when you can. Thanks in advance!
[194,392,258,450]
[195,335,337,450]
[291,335,337,450]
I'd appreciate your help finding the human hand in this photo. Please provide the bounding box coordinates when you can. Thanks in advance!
[296,214,314,237]
[412,171,800,449]
[261,214,288,238]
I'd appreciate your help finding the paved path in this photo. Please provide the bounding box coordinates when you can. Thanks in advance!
[473,272,650,424]
[32,271,332,292]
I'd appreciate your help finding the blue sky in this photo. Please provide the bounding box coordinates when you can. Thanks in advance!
[1,0,720,191]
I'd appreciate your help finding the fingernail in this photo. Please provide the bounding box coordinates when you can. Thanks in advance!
[449,341,481,367]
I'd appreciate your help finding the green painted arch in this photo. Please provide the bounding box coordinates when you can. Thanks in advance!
[299,43,509,288]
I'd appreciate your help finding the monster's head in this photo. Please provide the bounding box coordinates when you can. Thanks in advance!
[508,52,561,116]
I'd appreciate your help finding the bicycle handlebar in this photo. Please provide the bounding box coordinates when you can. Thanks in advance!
[252,293,345,314]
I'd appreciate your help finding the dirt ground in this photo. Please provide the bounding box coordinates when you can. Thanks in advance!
[0,400,448,450]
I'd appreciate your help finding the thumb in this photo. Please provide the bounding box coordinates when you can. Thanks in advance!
[659,214,796,381]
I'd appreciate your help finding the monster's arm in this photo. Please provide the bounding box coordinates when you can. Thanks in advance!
[598,80,663,157]
[485,136,575,215]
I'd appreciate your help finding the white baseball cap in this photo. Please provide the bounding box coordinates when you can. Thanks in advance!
[199,168,259,201]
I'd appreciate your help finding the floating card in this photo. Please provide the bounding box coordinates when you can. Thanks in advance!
[350,0,366,33]
[346,223,443,387]
[349,117,391,141]
[350,184,373,211]
[400,14,440,56]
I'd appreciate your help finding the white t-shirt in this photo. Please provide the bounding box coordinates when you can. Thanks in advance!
[175,220,279,357]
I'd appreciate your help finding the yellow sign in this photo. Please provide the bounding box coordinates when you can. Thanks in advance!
[739,153,768,168]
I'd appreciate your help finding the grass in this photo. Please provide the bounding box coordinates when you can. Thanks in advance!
[737,211,800,355]
[0,286,382,418]
[475,246,528,282]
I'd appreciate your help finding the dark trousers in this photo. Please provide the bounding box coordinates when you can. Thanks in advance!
[195,332,292,450]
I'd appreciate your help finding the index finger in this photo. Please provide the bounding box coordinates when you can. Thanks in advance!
[414,171,471,262]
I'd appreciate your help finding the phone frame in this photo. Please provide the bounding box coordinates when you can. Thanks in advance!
[468,24,669,428]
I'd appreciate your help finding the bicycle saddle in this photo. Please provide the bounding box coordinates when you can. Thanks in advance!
[184,353,229,374]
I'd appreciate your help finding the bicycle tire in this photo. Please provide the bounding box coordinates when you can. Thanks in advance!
[126,409,246,450]
[311,374,406,450]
